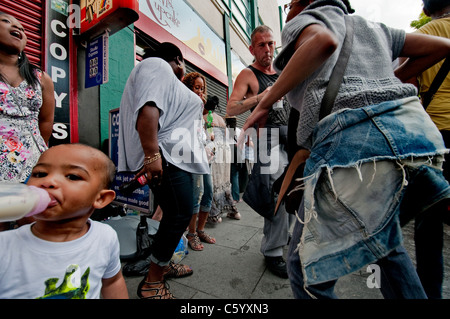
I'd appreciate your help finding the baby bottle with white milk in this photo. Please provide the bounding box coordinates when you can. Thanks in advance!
[0,182,51,222]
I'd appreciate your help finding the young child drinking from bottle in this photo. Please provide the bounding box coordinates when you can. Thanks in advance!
[0,143,129,299]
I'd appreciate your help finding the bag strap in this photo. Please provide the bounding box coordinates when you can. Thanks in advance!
[319,15,354,120]
[274,15,354,215]
[274,149,310,214]
[422,57,450,109]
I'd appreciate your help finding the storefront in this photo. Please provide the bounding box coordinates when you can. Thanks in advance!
[106,0,242,213]
[2,0,276,214]
[1,0,77,146]
[0,0,139,148]
[134,0,235,121]
[2,0,261,149]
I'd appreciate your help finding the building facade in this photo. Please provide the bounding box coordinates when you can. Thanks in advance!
[1,0,284,151]
[1,0,285,212]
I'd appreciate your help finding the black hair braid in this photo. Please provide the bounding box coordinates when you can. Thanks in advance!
[342,0,355,14]
[18,51,40,88]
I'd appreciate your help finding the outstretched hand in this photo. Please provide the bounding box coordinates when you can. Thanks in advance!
[237,106,270,147]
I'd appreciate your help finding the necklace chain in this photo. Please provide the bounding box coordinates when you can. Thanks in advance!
[435,12,450,20]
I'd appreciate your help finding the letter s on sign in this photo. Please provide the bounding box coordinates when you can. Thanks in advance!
[52,123,68,140]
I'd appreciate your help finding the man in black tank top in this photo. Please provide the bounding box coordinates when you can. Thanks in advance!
[226,25,293,279]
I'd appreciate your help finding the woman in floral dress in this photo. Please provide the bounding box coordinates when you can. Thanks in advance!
[0,12,55,230]
[0,12,54,182]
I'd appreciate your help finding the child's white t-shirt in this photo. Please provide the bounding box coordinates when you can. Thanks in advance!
[0,220,121,299]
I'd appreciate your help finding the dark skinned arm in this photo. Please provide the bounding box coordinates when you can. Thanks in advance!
[135,102,163,185]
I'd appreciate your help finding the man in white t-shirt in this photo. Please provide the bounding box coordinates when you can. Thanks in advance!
[118,43,209,299]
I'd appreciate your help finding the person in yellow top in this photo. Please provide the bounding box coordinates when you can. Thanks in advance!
[416,0,450,132]
[412,0,450,299]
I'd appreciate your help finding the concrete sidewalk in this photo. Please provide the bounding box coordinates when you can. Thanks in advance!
[122,200,449,299]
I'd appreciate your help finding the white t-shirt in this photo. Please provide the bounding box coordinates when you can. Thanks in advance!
[0,220,121,299]
[118,58,209,175]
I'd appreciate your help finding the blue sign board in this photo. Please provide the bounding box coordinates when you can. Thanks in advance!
[109,108,153,213]
[85,32,109,88]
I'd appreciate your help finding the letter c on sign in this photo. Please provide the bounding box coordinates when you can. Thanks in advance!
[51,20,67,38]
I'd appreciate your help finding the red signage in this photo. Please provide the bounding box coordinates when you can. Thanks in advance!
[80,0,139,40]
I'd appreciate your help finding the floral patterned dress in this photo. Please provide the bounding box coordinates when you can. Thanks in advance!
[207,113,239,219]
[0,71,47,182]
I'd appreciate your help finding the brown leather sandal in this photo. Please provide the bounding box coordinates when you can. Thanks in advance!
[137,279,175,299]
[197,230,216,244]
[163,261,194,278]
[186,233,203,251]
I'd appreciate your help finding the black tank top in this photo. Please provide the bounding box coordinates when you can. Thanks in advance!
[248,65,289,126]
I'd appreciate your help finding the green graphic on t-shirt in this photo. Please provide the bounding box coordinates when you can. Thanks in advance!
[37,265,90,299]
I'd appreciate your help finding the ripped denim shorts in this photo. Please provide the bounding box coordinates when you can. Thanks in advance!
[297,97,450,286]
